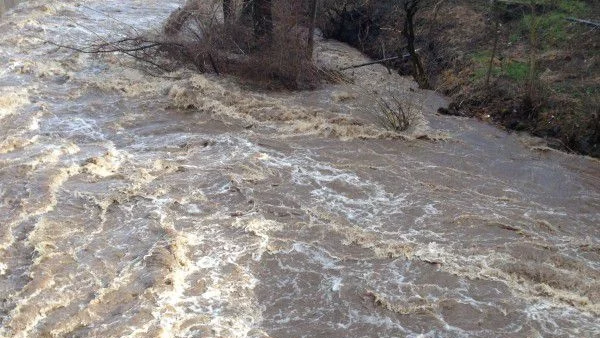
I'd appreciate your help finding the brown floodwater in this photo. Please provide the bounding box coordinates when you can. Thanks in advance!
[0,0,20,16]
[1,1,599,337]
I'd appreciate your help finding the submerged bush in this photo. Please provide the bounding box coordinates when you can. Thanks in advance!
[161,0,324,89]
[374,96,416,132]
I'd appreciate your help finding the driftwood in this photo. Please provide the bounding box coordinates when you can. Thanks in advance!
[566,17,600,28]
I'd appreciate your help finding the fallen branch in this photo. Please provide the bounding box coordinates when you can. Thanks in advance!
[565,17,600,28]
[46,38,186,73]
[339,52,415,71]
[47,38,184,54]
[49,41,162,54]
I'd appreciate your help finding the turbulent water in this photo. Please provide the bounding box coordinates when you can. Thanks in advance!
[0,1,20,16]
[1,1,599,337]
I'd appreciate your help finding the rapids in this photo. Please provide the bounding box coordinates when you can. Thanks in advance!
[0,1,599,337]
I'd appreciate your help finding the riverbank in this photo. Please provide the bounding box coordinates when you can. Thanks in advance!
[319,0,599,157]
[1,1,599,337]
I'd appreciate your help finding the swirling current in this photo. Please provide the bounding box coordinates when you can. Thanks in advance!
[1,1,599,337]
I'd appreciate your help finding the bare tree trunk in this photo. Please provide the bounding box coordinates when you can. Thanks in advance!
[307,0,318,59]
[223,0,233,23]
[241,0,253,24]
[403,1,429,89]
[253,0,273,39]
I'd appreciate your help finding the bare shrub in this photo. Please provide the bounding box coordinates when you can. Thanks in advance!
[374,95,416,132]
[161,0,324,89]
[50,1,327,89]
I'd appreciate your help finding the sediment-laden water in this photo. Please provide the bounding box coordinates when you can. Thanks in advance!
[0,1,21,16]
[1,1,599,337]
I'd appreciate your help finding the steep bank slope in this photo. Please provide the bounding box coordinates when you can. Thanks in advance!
[1,1,599,337]
[318,0,599,157]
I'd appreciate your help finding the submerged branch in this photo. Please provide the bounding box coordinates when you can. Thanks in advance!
[46,38,185,73]
[47,38,185,54]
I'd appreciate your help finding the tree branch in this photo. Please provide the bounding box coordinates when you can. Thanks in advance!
[566,17,600,28]
[339,51,416,71]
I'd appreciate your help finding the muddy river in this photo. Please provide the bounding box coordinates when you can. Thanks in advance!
[1,1,599,337]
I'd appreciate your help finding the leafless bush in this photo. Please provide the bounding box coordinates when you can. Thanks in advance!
[374,95,416,132]
[160,0,325,88]
[161,0,325,88]
[221,1,324,89]
[52,1,326,89]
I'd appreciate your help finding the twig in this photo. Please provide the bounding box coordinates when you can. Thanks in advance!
[47,38,185,54]
[80,5,143,36]
[120,50,173,72]
[48,41,162,54]
[46,40,179,72]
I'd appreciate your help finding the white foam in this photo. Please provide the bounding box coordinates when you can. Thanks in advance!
[0,87,29,120]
